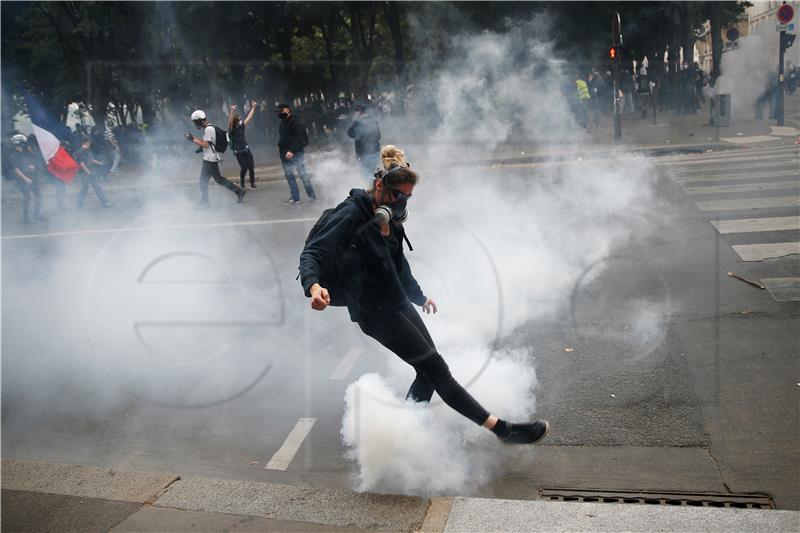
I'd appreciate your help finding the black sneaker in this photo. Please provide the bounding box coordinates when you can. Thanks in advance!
[250,183,258,190]
[497,420,549,445]
[237,189,247,203]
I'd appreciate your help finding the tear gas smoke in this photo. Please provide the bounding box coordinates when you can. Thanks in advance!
[3,12,673,496]
[716,30,779,116]
[335,17,671,495]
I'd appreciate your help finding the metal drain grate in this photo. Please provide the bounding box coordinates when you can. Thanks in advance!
[540,489,774,509]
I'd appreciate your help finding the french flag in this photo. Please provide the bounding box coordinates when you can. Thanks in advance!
[26,95,79,183]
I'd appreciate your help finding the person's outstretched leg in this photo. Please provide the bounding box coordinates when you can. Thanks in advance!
[359,305,548,444]
[236,151,248,189]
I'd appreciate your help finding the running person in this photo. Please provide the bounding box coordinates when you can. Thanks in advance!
[228,101,258,189]
[299,145,549,444]
[186,109,246,207]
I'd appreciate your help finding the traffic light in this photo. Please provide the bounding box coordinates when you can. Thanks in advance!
[609,46,617,59]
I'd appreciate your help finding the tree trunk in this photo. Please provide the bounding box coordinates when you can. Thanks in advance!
[710,1,722,84]
[384,1,406,111]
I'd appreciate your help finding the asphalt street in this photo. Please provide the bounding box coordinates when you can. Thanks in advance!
[2,142,798,511]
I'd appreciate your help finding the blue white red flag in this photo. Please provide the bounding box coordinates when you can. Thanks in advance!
[25,95,79,183]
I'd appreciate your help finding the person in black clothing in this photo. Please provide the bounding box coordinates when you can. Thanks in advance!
[298,145,549,445]
[7,134,45,223]
[347,104,381,180]
[75,137,112,210]
[228,101,258,189]
[277,103,316,204]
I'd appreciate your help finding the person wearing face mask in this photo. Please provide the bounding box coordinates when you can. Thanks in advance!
[277,103,317,204]
[298,144,550,446]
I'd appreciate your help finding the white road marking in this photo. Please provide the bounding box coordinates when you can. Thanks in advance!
[673,170,800,184]
[720,135,779,144]
[694,196,800,211]
[711,216,800,234]
[683,181,799,195]
[671,160,798,174]
[732,242,800,262]
[330,347,364,380]
[265,417,317,471]
[761,278,800,302]
[2,217,317,241]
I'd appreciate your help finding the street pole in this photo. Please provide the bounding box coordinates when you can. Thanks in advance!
[778,29,785,126]
[613,13,622,141]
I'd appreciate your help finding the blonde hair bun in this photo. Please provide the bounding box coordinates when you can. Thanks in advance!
[380,145,408,170]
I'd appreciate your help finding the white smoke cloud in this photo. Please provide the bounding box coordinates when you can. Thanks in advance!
[716,30,778,116]
[339,15,671,495]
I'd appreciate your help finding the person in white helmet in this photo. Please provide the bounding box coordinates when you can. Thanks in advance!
[185,109,245,207]
[7,133,45,223]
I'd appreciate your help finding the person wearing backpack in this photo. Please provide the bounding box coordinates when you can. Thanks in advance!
[186,109,246,208]
[298,144,549,446]
[277,103,317,205]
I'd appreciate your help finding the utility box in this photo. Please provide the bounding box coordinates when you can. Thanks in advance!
[716,93,731,126]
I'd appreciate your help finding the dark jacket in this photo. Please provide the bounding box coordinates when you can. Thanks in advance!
[299,188,426,322]
[346,116,381,158]
[278,114,307,158]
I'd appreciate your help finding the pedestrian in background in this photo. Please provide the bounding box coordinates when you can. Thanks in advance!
[347,104,382,181]
[575,74,591,130]
[105,125,121,174]
[186,109,246,208]
[7,134,45,223]
[277,103,317,205]
[75,136,112,210]
[228,101,258,189]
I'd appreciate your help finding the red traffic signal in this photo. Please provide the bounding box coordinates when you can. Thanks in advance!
[609,46,617,59]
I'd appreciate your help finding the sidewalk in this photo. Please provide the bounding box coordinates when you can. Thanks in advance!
[2,459,798,532]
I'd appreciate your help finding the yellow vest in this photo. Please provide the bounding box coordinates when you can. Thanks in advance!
[576,79,590,100]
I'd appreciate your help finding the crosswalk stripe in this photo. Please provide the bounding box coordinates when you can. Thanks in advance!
[711,216,800,234]
[695,196,800,211]
[761,278,800,302]
[674,170,800,184]
[670,159,798,172]
[732,242,800,262]
[661,149,799,166]
[683,181,799,195]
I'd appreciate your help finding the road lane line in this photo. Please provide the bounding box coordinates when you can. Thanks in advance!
[732,242,800,262]
[711,216,800,234]
[694,195,800,211]
[330,347,364,380]
[683,180,799,195]
[671,160,799,174]
[2,217,317,241]
[265,417,317,471]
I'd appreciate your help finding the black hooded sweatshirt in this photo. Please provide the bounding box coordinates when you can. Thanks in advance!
[299,188,426,322]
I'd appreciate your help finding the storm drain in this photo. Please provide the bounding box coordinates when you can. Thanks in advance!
[540,489,774,509]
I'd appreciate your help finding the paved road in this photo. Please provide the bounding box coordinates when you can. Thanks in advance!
[2,143,798,509]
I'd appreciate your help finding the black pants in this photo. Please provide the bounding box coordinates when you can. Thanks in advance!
[200,160,242,205]
[77,172,109,208]
[16,177,42,221]
[358,304,490,426]
[235,149,255,188]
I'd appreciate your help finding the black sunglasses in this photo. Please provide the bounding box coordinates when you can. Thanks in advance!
[390,188,412,201]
